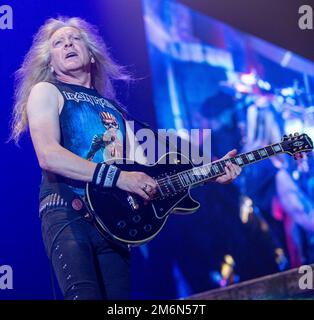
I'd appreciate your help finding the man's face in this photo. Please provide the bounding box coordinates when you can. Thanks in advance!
[49,26,91,74]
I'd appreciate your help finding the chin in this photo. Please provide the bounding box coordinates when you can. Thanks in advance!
[64,62,84,70]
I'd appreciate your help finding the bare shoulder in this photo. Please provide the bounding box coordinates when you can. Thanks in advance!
[27,81,63,145]
[27,82,61,120]
[28,81,63,113]
[31,81,59,95]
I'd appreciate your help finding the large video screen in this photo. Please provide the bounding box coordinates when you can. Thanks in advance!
[132,0,314,299]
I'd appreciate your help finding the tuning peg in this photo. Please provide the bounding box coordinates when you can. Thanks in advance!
[294,132,299,136]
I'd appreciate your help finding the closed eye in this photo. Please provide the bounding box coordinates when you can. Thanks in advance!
[53,39,63,47]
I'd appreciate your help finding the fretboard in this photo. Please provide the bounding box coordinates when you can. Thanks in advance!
[167,142,284,191]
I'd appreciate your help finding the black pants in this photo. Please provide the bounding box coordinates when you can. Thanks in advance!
[40,196,131,300]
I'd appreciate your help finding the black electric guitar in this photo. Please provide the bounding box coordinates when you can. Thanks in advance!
[85,133,313,246]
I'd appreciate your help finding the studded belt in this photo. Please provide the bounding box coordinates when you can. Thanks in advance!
[39,192,92,221]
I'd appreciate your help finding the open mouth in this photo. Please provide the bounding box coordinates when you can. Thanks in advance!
[65,52,78,59]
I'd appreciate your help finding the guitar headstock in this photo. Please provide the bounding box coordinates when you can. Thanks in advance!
[281,133,313,159]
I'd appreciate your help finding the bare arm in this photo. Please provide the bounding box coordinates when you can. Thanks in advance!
[27,82,97,182]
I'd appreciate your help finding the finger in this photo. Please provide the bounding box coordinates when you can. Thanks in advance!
[224,166,232,182]
[225,163,233,177]
[140,174,157,187]
[146,179,158,194]
[143,182,157,198]
[137,188,150,200]
[142,187,150,196]
[231,163,241,176]
[234,165,241,176]
[222,149,237,160]
[143,186,154,198]
[228,163,236,178]
[230,162,239,178]
[227,165,235,181]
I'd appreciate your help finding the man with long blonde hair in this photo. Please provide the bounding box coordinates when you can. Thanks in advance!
[11,16,159,300]
[11,16,241,300]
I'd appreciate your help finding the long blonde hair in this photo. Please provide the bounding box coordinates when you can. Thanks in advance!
[10,16,130,143]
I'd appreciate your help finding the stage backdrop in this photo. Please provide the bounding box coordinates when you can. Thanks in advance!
[130,0,314,299]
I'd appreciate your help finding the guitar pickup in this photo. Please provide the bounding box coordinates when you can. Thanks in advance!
[166,176,177,193]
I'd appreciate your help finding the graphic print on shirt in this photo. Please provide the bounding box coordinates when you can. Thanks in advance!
[86,111,123,161]
[59,86,125,165]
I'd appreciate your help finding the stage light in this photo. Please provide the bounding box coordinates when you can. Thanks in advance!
[284,119,304,138]
[224,255,234,266]
[240,196,253,223]
[240,73,257,86]
[281,87,295,97]
[257,79,271,91]
[292,170,300,180]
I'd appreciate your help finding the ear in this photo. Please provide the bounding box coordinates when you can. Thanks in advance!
[89,52,95,63]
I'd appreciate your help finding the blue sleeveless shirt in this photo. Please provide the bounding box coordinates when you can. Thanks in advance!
[39,81,126,199]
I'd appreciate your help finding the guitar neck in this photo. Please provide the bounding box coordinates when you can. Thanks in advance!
[176,142,284,188]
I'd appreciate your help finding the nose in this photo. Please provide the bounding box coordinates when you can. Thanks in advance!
[64,38,73,48]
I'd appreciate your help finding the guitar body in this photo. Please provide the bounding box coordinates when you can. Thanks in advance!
[86,152,200,245]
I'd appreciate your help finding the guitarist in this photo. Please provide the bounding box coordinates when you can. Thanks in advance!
[10,17,242,300]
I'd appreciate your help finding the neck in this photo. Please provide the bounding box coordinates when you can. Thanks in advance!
[156,141,285,195]
[55,71,92,89]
